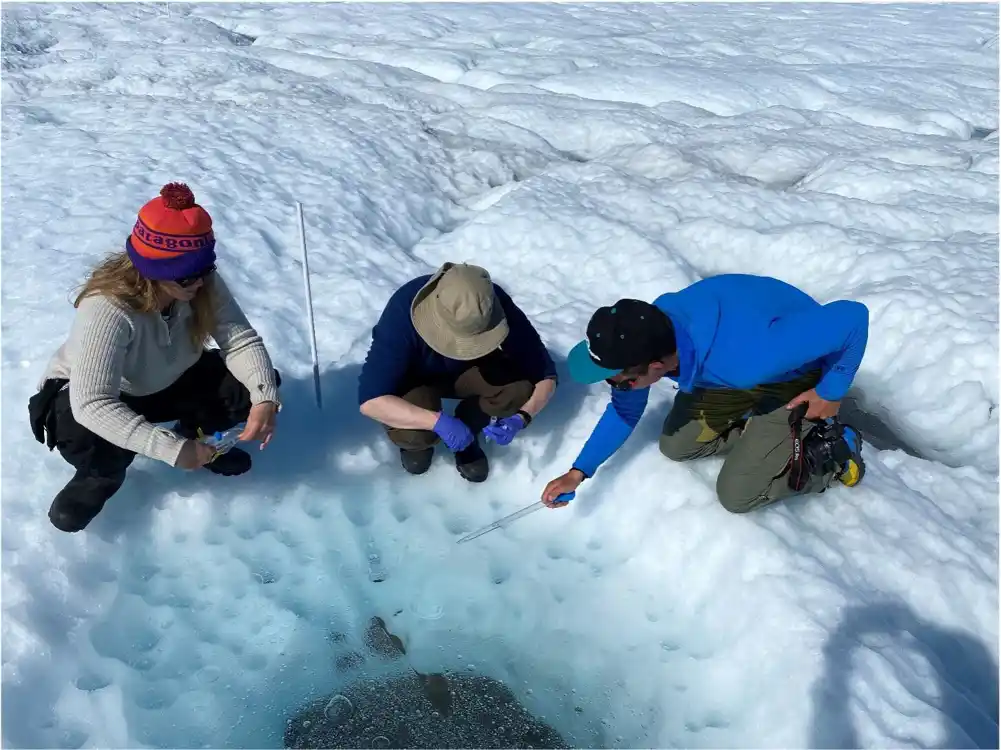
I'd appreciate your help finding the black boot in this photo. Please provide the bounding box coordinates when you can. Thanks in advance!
[455,438,489,483]
[205,448,252,476]
[48,470,126,532]
[401,447,434,475]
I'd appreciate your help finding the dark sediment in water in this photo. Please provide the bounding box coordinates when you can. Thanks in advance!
[285,615,570,749]
[284,671,570,749]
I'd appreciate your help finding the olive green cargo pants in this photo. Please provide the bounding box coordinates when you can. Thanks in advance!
[658,371,835,513]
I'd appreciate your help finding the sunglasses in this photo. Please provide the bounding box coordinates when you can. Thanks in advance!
[175,264,216,288]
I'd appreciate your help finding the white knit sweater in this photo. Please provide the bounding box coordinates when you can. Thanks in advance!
[41,273,279,467]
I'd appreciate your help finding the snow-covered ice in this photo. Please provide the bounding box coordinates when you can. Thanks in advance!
[1,3,997,748]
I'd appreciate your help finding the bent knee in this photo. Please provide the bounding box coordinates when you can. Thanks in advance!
[507,379,535,408]
[485,379,534,416]
[716,494,755,514]
[715,472,762,514]
[659,433,698,462]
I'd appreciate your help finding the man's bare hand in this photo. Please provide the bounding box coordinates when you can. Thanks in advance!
[787,388,840,420]
[541,469,584,508]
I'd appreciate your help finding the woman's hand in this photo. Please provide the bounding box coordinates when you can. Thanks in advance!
[239,401,278,448]
[177,439,216,469]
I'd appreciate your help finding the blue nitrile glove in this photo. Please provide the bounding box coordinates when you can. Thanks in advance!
[482,414,527,446]
[433,412,474,452]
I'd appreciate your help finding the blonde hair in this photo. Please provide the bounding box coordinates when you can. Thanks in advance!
[74,252,216,347]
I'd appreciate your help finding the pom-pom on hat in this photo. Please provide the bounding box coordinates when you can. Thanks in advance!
[126,183,216,281]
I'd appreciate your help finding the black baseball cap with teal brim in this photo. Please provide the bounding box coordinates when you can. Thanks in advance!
[567,299,675,384]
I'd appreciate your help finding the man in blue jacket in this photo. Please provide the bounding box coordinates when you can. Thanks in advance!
[360,262,557,482]
[541,274,867,512]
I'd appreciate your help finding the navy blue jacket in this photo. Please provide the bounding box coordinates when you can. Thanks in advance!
[358,275,557,405]
[573,274,869,477]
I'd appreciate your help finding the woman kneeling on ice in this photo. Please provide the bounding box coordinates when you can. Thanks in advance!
[29,183,281,533]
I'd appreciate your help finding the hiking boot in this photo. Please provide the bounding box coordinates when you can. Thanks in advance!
[836,424,865,487]
[205,447,252,476]
[401,447,434,475]
[48,471,127,532]
[455,439,489,483]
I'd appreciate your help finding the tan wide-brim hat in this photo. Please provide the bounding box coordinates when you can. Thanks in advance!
[410,262,510,361]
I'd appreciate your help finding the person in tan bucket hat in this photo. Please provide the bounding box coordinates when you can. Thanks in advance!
[359,262,558,481]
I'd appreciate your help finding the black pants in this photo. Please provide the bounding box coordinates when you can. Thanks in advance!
[30,350,280,532]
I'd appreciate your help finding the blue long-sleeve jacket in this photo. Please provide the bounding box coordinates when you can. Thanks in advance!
[572,274,868,477]
[358,275,557,404]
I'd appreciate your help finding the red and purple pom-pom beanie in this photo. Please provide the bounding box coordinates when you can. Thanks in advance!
[126,183,216,281]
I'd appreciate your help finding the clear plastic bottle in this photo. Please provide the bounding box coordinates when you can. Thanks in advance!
[200,424,245,456]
